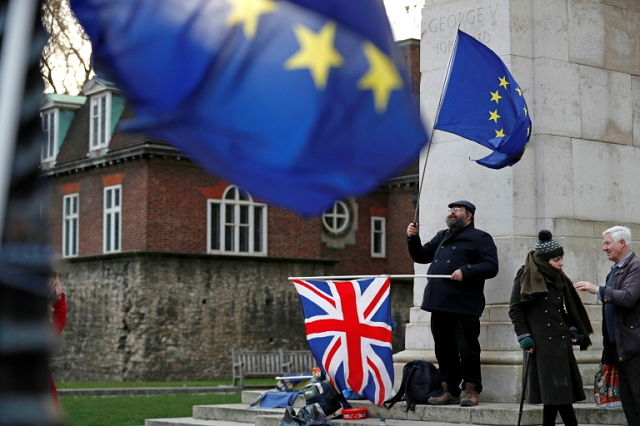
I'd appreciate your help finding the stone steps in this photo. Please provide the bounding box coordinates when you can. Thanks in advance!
[145,390,626,426]
[145,420,253,426]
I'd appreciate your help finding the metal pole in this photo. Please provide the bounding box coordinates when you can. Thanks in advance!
[412,29,460,223]
[288,274,452,280]
[0,0,38,244]
[0,1,59,425]
[275,375,314,380]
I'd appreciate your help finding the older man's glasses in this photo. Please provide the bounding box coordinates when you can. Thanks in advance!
[448,207,464,212]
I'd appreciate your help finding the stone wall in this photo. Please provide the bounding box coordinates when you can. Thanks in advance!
[51,253,413,382]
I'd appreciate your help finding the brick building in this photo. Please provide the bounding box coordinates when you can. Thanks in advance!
[43,40,421,382]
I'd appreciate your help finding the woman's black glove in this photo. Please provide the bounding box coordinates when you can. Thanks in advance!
[570,327,584,346]
[519,336,535,351]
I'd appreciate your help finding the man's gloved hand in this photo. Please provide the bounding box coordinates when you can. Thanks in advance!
[519,336,535,351]
[570,328,584,346]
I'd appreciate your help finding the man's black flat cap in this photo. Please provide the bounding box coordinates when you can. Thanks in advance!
[448,200,476,215]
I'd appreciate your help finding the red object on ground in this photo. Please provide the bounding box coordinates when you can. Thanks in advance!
[343,408,367,420]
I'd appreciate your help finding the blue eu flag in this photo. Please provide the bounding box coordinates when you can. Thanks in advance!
[435,30,532,169]
[69,0,428,216]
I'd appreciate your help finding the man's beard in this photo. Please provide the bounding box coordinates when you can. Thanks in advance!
[446,215,467,231]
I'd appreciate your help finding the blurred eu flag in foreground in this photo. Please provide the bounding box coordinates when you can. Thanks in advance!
[69,0,428,216]
[434,30,532,169]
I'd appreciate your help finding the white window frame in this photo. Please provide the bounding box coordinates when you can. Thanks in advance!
[207,186,267,256]
[322,201,351,235]
[103,185,121,253]
[41,109,59,161]
[62,193,79,258]
[371,216,386,258]
[89,93,111,150]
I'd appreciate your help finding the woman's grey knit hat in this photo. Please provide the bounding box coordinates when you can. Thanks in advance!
[535,230,564,260]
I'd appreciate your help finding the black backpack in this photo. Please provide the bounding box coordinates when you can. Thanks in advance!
[303,380,351,417]
[383,360,443,411]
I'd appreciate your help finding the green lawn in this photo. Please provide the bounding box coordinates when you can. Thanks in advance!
[58,378,274,389]
[58,379,276,426]
[60,392,242,426]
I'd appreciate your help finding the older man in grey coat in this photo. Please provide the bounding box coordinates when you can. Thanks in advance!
[575,225,640,425]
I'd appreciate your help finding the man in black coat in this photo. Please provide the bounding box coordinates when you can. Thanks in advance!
[406,200,498,407]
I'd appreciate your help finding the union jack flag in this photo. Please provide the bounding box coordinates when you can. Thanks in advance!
[292,277,394,406]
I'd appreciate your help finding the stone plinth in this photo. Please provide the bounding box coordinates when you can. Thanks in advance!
[398,0,640,403]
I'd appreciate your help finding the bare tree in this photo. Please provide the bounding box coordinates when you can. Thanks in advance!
[41,0,92,95]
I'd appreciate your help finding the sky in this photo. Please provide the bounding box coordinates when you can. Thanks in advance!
[383,0,423,41]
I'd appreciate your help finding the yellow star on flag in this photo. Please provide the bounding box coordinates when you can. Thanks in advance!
[285,22,343,89]
[499,76,509,89]
[226,0,277,39]
[495,128,505,138]
[488,109,500,123]
[357,41,403,113]
[490,90,502,104]
[527,127,531,136]
[523,106,528,116]
[515,87,522,96]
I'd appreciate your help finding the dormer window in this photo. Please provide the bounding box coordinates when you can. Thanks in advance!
[81,78,124,155]
[90,92,111,150]
[40,93,86,167]
[41,109,58,161]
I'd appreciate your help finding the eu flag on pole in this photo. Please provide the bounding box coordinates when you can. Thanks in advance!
[292,277,394,406]
[434,30,532,169]
[69,0,428,216]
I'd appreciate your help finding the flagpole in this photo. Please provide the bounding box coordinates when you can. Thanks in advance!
[0,0,38,246]
[274,375,313,380]
[413,28,460,223]
[288,274,451,280]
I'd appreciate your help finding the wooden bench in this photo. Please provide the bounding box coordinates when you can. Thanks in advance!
[231,348,317,388]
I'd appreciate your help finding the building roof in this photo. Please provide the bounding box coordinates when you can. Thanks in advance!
[43,93,87,107]
[55,101,170,168]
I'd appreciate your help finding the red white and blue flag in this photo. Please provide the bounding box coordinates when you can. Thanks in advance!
[292,277,394,406]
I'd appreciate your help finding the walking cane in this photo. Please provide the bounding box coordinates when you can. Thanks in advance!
[517,351,531,426]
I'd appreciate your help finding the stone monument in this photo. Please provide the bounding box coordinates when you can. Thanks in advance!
[394,0,640,403]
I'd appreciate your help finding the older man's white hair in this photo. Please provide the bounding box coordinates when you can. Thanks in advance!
[603,226,633,247]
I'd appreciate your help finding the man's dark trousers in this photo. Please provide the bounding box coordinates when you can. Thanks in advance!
[619,352,640,426]
[431,311,482,396]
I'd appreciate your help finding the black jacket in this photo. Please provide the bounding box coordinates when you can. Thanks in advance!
[509,266,586,405]
[407,222,498,317]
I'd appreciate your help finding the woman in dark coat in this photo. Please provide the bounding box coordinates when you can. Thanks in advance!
[509,230,593,426]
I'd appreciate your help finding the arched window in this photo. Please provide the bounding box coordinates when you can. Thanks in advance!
[208,185,267,255]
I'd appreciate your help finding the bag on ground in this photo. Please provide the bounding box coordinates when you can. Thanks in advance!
[383,360,442,411]
[278,405,335,426]
[303,380,351,417]
[594,363,622,409]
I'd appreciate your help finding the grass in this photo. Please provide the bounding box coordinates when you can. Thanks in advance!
[58,379,277,426]
[57,378,275,389]
[60,392,242,426]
